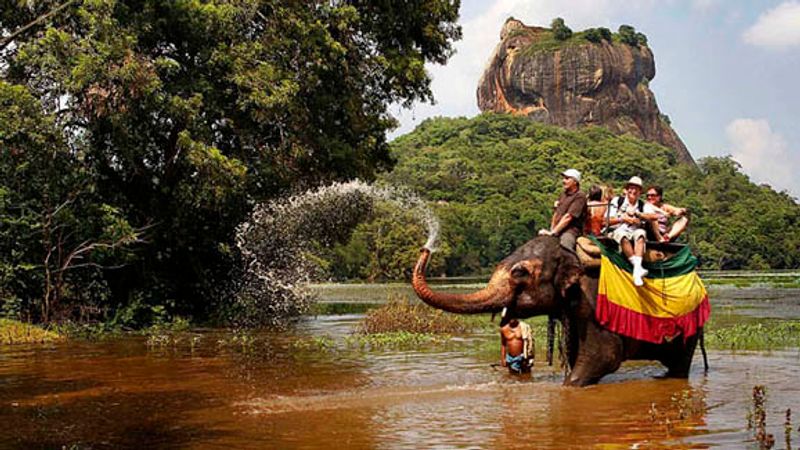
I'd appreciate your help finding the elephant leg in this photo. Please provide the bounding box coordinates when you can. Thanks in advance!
[563,327,623,386]
[659,333,699,378]
[564,360,612,386]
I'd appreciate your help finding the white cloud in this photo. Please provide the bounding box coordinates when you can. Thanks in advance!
[390,0,660,138]
[726,118,798,195]
[743,1,800,49]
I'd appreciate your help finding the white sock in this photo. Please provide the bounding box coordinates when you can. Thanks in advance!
[629,256,646,286]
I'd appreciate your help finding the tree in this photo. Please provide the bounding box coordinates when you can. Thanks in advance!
[1,0,462,323]
[618,24,639,46]
[551,17,572,41]
[585,27,613,44]
[0,81,143,321]
[584,28,602,43]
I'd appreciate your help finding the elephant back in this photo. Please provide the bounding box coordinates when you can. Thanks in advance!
[576,236,682,269]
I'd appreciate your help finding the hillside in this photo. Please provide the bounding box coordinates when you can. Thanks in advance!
[324,114,799,279]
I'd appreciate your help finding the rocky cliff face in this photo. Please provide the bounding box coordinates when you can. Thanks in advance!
[477,18,694,164]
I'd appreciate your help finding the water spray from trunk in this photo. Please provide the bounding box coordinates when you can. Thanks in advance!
[232,180,440,327]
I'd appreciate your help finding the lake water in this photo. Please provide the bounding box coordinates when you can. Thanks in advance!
[2,278,800,449]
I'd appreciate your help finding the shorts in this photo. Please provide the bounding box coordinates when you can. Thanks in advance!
[611,228,647,245]
[559,231,577,250]
[505,353,526,373]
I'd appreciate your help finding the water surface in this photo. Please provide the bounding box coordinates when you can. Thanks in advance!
[2,281,800,448]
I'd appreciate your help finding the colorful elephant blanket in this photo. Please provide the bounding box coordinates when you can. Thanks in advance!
[590,237,710,344]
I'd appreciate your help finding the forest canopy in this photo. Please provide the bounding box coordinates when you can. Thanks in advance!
[0,0,461,324]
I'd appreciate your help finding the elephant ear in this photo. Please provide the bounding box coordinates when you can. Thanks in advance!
[556,248,583,299]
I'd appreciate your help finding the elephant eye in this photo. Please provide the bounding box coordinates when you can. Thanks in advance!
[511,266,530,278]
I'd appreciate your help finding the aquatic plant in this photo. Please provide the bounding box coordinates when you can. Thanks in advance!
[291,335,336,352]
[144,332,203,353]
[647,388,706,435]
[345,331,447,349]
[751,385,775,449]
[0,318,63,344]
[785,408,792,450]
[358,295,467,335]
[705,321,800,351]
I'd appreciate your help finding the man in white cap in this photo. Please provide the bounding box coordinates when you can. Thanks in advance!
[539,168,587,250]
[607,176,658,286]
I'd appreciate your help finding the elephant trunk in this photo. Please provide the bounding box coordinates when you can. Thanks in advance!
[412,248,513,314]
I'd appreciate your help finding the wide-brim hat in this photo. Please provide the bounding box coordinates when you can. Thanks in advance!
[561,168,581,183]
[625,176,643,188]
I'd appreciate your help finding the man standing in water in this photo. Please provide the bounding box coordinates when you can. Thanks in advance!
[539,168,587,250]
[500,317,534,374]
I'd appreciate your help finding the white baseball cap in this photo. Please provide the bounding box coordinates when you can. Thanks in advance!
[625,176,643,188]
[561,168,581,183]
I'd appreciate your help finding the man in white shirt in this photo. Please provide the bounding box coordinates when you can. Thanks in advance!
[607,176,659,286]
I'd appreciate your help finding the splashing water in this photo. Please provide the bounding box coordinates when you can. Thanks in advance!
[232,180,440,327]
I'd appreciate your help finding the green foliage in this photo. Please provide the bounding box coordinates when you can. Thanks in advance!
[359,295,469,334]
[521,23,647,55]
[583,28,602,43]
[706,321,800,351]
[618,24,645,46]
[0,318,63,344]
[333,114,799,276]
[0,1,462,323]
[550,17,572,41]
[323,202,451,280]
[345,331,446,349]
[584,27,613,44]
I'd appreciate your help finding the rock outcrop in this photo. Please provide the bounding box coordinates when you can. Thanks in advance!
[477,18,694,164]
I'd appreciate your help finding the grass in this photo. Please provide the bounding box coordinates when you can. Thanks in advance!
[515,28,644,57]
[521,30,588,56]
[0,318,63,344]
[345,331,447,349]
[705,321,800,351]
[703,276,800,289]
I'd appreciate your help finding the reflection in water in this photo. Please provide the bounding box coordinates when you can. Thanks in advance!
[3,288,800,448]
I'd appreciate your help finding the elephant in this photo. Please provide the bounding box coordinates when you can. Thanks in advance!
[411,236,701,386]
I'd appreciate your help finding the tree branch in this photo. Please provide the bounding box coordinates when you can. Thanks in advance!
[0,0,76,52]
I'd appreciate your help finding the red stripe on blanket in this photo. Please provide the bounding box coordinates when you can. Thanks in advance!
[596,294,711,344]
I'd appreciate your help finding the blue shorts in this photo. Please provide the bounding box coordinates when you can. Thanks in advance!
[506,353,525,373]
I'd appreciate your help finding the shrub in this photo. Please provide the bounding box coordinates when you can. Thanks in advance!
[618,25,639,46]
[584,28,602,43]
[359,295,468,334]
[1,319,63,344]
[551,17,572,41]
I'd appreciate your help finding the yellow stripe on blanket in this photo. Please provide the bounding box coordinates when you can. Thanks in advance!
[598,255,708,318]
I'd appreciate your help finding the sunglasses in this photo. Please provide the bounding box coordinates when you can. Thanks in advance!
[646,193,659,198]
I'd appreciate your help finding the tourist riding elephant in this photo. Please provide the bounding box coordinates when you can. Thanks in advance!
[412,236,700,386]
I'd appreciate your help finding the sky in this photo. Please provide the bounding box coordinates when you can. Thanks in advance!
[389,0,800,198]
